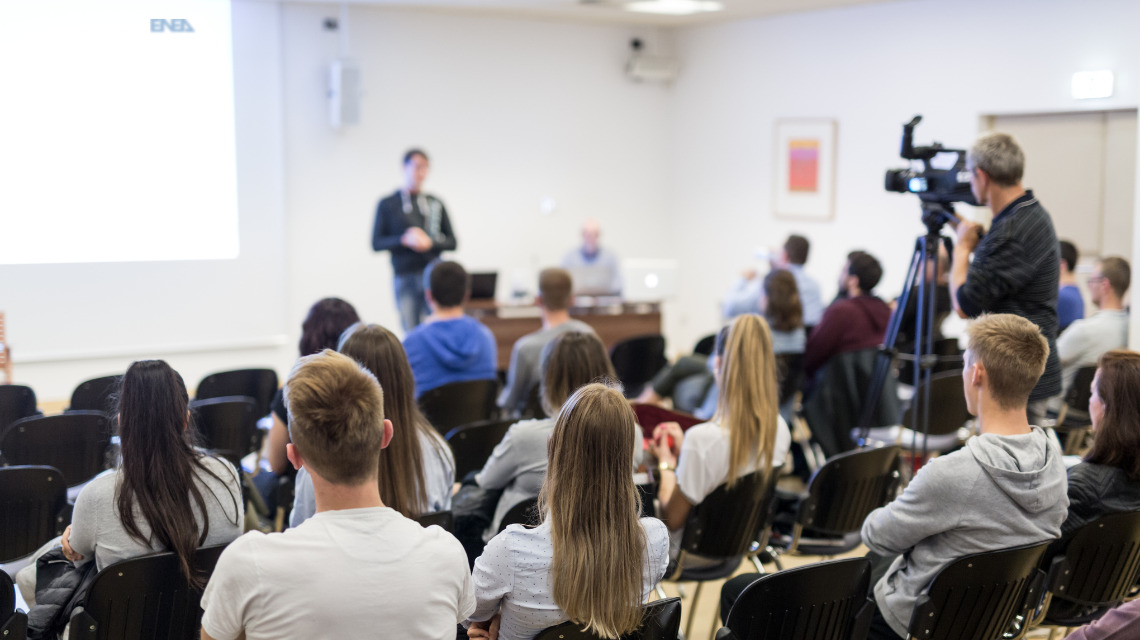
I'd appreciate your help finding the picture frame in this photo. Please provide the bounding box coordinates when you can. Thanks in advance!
[773,119,837,221]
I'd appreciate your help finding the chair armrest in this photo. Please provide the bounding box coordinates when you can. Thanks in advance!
[68,608,97,640]
[1,611,28,640]
[714,627,739,640]
[907,593,933,639]
[851,597,875,640]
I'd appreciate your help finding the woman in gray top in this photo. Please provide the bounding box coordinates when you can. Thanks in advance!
[62,360,244,582]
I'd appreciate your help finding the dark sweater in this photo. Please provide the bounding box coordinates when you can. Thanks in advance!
[956,191,1061,400]
[1062,462,1140,537]
[804,295,891,377]
[372,189,457,275]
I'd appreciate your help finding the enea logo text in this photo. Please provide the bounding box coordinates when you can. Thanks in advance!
[151,19,194,32]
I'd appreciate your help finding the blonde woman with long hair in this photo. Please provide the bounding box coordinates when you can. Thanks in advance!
[467,383,669,640]
[652,313,792,560]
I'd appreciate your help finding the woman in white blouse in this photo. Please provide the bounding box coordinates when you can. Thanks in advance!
[468,383,669,640]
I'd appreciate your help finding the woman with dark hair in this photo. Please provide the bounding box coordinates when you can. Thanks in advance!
[761,269,806,354]
[267,298,361,475]
[290,323,455,525]
[62,360,243,581]
[1061,349,1140,536]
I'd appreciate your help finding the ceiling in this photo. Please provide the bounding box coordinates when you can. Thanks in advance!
[278,0,905,26]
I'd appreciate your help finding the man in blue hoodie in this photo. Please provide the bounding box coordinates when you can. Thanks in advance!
[403,261,497,398]
[860,313,1069,639]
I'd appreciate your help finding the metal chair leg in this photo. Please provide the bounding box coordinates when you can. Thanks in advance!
[655,584,668,601]
[684,581,704,640]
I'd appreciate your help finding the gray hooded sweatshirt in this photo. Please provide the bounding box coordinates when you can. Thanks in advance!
[862,426,1068,637]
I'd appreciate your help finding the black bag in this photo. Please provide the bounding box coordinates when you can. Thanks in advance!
[28,547,98,640]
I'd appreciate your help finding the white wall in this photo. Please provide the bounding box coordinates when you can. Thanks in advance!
[666,0,1140,352]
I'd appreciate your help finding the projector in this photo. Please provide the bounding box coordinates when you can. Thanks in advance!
[625,55,678,83]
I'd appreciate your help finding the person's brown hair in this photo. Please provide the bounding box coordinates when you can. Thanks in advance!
[1099,257,1132,299]
[763,270,803,332]
[715,314,780,487]
[539,331,617,417]
[540,383,647,638]
[539,268,574,312]
[299,297,360,357]
[338,323,448,517]
[1085,350,1140,481]
[784,235,809,265]
[285,350,386,485]
[964,314,1048,410]
[428,261,470,308]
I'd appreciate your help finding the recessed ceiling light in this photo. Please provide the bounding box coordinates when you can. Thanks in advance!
[625,0,724,16]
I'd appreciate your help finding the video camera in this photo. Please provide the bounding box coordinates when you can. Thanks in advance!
[884,115,978,208]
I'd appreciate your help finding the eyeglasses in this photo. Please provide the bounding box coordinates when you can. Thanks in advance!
[1088,275,1106,284]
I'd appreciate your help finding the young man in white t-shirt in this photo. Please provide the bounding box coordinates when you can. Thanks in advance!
[200,350,475,640]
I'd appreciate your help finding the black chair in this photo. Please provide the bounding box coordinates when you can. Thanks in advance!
[0,384,37,433]
[802,349,901,458]
[1,570,28,640]
[771,446,901,563]
[419,379,499,435]
[897,337,962,383]
[0,412,111,487]
[67,544,229,640]
[864,370,969,454]
[714,557,874,640]
[519,384,545,420]
[906,541,1051,640]
[0,466,67,563]
[663,467,783,640]
[610,335,668,398]
[190,396,260,470]
[533,597,682,640]
[1033,511,1140,634]
[415,510,454,532]
[67,375,121,414]
[1048,366,1097,455]
[498,496,540,533]
[445,418,514,481]
[195,368,279,419]
[693,333,717,357]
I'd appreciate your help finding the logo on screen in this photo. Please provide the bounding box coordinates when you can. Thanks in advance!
[151,19,195,32]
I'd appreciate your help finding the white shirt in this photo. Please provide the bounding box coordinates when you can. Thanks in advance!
[469,518,669,640]
[201,507,475,640]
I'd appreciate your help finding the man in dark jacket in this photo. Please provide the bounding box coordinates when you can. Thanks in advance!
[804,251,891,378]
[372,149,458,331]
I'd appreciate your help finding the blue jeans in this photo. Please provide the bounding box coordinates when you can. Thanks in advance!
[394,271,429,332]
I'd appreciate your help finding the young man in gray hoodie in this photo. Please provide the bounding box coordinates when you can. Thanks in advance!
[861,313,1069,640]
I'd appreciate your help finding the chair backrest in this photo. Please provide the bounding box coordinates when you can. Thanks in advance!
[722,557,873,640]
[610,335,668,397]
[195,368,279,419]
[0,466,67,563]
[0,384,37,433]
[532,597,682,640]
[0,568,27,640]
[798,445,901,537]
[1048,510,1140,608]
[693,333,717,357]
[415,510,454,532]
[499,496,540,533]
[445,418,514,481]
[190,396,259,470]
[68,375,122,414]
[901,370,970,437]
[1,412,111,487]
[802,348,899,457]
[908,541,1051,640]
[69,544,228,640]
[680,466,782,559]
[1062,366,1098,419]
[418,379,499,435]
[775,353,805,407]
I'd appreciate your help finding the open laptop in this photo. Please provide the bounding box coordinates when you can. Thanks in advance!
[469,272,497,301]
[621,259,679,302]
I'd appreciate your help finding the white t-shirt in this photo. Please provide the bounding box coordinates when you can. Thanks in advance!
[201,506,475,640]
[674,417,792,506]
[469,518,669,640]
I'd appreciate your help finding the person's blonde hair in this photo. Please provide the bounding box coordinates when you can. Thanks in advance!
[715,314,780,487]
[540,383,646,638]
[539,331,617,417]
[285,349,385,485]
[965,314,1048,410]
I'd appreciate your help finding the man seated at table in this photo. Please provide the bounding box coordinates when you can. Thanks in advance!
[498,268,596,417]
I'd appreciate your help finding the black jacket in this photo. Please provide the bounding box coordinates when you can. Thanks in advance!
[372,190,457,275]
[28,548,97,639]
[1062,462,1140,537]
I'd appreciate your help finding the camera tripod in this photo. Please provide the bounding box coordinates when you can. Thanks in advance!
[855,202,958,461]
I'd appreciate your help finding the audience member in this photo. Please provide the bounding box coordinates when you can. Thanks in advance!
[804,251,890,378]
[1060,350,1140,537]
[1063,598,1140,639]
[497,268,595,416]
[722,234,823,328]
[201,350,473,639]
[860,314,1068,640]
[290,323,456,527]
[475,331,617,539]
[467,383,668,640]
[403,260,497,398]
[651,314,792,563]
[1058,240,1085,332]
[1056,257,1130,402]
[561,219,622,296]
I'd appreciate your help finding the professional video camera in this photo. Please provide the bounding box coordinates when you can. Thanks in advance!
[884,115,978,208]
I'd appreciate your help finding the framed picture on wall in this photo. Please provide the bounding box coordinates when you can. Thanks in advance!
[773,119,837,221]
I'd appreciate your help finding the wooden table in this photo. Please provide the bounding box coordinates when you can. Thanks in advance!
[468,300,662,370]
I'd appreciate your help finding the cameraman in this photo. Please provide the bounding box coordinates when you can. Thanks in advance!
[950,132,1061,418]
